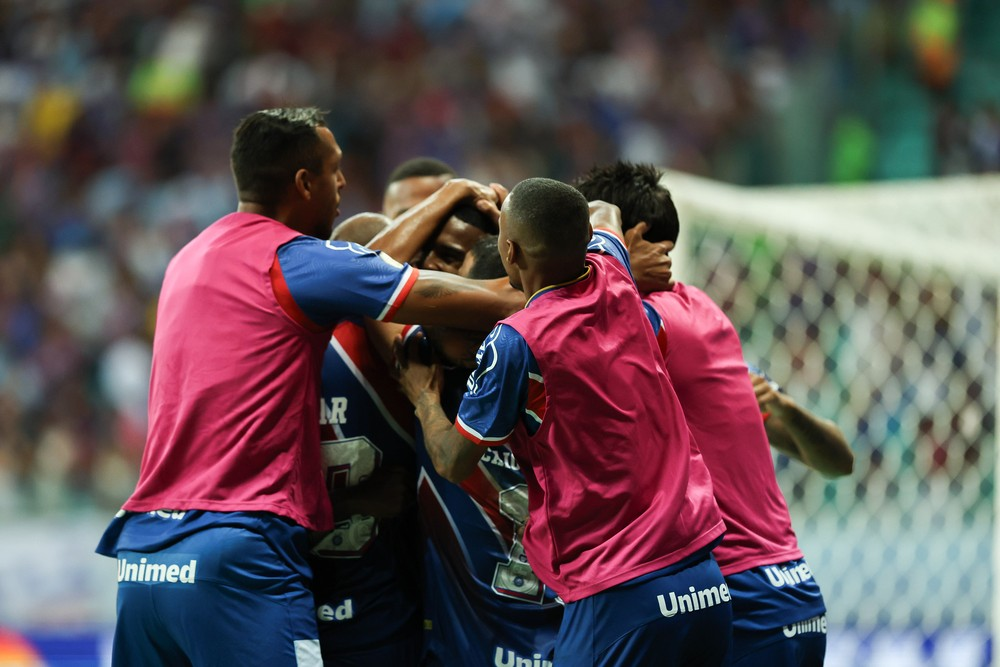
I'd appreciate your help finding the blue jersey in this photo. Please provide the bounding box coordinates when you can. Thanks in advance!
[419,368,563,667]
[309,318,422,656]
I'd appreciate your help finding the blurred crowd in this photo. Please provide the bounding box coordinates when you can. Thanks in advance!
[1,0,998,515]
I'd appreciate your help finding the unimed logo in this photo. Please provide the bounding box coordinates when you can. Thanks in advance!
[117,556,198,584]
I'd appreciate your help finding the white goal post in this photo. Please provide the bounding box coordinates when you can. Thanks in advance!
[661,169,1000,666]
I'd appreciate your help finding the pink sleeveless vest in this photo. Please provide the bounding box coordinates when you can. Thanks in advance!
[646,284,802,575]
[501,254,724,602]
[124,213,334,530]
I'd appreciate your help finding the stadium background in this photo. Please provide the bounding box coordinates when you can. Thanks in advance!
[0,0,998,665]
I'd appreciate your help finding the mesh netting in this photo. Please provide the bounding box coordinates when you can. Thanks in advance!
[668,173,996,662]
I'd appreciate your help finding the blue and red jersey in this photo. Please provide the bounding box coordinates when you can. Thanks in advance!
[309,318,423,655]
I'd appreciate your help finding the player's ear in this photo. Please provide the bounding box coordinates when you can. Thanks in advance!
[294,168,312,200]
[504,237,521,266]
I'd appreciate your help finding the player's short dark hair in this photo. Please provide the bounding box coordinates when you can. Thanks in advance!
[465,235,504,280]
[230,107,328,206]
[573,161,680,243]
[449,201,495,234]
[506,178,590,256]
[385,157,456,186]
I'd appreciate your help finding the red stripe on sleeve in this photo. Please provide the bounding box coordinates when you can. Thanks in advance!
[382,268,420,322]
[269,254,327,333]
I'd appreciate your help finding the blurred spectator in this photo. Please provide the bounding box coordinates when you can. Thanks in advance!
[0,0,998,514]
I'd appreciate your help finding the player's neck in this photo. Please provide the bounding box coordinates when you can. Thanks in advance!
[238,200,283,222]
[521,262,588,301]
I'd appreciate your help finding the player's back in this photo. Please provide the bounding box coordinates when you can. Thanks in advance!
[645,282,802,573]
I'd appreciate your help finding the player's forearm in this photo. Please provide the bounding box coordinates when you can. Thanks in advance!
[767,398,854,478]
[394,272,522,331]
[414,393,481,483]
[367,180,470,261]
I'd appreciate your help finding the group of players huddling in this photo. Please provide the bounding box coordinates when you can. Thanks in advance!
[97,107,853,667]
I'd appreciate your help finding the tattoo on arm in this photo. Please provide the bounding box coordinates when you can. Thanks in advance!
[415,393,477,481]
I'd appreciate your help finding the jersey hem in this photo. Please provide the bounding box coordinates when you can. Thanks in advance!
[121,499,331,533]
[553,519,726,603]
[718,548,806,577]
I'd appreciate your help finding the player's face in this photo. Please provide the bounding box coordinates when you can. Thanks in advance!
[497,202,522,291]
[421,216,488,274]
[309,127,346,239]
[382,174,451,218]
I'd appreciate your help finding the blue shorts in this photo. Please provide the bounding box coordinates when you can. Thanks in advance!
[733,613,828,666]
[112,525,321,667]
[556,554,733,666]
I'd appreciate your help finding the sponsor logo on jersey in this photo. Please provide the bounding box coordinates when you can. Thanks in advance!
[763,562,814,588]
[657,583,731,618]
[317,598,355,622]
[782,614,827,638]
[493,647,553,667]
[117,556,197,584]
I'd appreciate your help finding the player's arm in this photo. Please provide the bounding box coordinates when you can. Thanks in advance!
[276,237,521,334]
[587,200,624,238]
[751,371,854,478]
[368,178,503,263]
[395,343,482,482]
[397,324,528,483]
[391,270,523,331]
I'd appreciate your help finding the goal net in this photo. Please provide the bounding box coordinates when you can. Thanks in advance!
[663,170,1000,667]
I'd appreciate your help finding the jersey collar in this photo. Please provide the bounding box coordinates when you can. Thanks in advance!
[526,265,592,307]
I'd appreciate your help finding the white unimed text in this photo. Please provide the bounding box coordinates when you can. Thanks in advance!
[657,583,731,617]
[117,557,197,584]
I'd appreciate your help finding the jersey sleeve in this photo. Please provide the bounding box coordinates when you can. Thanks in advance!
[642,300,668,360]
[455,324,539,445]
[275,237,419,328]
[587,229,633,277]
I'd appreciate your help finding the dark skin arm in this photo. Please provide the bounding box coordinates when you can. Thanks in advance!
[368,178,503,263]
[751,372,854,478]
[394,337,482,483]
[390,270,523,331]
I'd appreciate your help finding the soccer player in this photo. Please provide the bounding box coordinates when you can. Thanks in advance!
[397,178,732,666]
[95,107,520,667]
[413,234,564,667]
[575,160,854,666]
[308,194,502,666]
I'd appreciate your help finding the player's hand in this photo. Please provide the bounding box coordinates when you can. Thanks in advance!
[446,178,503,227]
[393,330,444,404]
[626,222,674,293]
[750,371,786,415]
